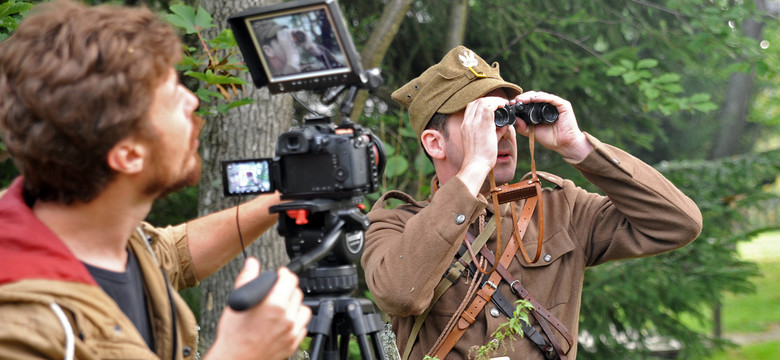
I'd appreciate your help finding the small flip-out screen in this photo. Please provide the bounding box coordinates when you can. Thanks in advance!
[221,159,274,196]
[228,0,364,93]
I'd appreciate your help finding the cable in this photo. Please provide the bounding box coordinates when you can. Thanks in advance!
[235,195,247,260]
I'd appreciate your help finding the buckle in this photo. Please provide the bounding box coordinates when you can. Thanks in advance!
[482,280,497,290]
[510,280,521,294]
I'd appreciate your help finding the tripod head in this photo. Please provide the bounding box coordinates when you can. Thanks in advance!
[228,197,369,309]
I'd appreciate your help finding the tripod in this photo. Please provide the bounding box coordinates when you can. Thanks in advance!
[277,199,390,360]
[304,295,388,360]
[228,199,394,360]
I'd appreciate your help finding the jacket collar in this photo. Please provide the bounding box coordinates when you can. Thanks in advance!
[0,177,96,286]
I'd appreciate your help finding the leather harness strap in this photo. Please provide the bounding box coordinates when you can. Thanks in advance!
[401,217,497,360]
[428,197,537,359]
[477,244,574,359]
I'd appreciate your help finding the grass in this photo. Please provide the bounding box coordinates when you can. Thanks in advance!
[720,260,780,333]
[703,230,780,359]
[707,341,780,360]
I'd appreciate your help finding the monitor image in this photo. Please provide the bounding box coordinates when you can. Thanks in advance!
[229,0,364,94]
[222,159,274,196]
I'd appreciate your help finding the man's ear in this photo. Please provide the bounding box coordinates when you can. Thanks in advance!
[106,138,146,175]
[261,44,273,57]
[421,129,446,160]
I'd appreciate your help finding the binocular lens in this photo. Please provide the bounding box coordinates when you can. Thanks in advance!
[493,102,559,127]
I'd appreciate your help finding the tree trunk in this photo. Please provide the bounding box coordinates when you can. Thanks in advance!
[197,0,292,350]
[444,0,468,51]
[709,0,766,159]
[349,0,414,122]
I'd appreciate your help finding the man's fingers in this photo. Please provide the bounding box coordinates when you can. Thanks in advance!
[234,257,261,289]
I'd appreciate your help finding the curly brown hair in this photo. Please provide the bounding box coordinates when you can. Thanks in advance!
[0,0,182,204]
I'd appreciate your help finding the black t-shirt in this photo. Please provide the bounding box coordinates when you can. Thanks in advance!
[84,249,155,351]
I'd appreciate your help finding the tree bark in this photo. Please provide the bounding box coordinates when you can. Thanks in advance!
[709,0,766,159]
[197,0,292,350]
[444,0,468,51]
[349,0,414,122]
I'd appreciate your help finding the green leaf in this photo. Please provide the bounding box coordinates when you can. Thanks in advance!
[636,58,659,69]
[619,59,635,70]
[415,152,434,175]
[689,93,711,103]
[606,66,627,77]
[166,5,198,34]
[692,102,718,113]
[661,83,684,94]
[209,29,237,50]
[226,98,255,109]
[195,88,223,101]
[622,72,642,84]
[384,156,409,177]
[166,4,214,34]
[193,6,214,31]
[655,73,681,84]
[0,1,33,18]
[644,87,660,99]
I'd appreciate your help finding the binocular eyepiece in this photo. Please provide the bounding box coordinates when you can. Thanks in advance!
[494,102,559,127]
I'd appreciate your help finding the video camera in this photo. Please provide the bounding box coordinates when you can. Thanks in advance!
[223,0,386,307]
[223,0,385,201]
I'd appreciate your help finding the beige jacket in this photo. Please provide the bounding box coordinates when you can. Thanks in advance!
[0,179,200,360]
[361,134,703,359]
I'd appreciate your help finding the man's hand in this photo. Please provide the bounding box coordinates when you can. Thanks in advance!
[510,91,592,164]
[456,95,511,196]
[276,29,302,72]
[206,257,311,360]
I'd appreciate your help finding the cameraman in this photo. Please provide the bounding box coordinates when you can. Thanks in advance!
[0,1,309,359]
[361,46,703,359]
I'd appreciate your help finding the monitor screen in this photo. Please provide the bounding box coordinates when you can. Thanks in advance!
[229,0,364,94]
[222,159,274,196]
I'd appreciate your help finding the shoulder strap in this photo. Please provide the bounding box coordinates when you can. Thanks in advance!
[400,216,496,360]
[429,196,537,359]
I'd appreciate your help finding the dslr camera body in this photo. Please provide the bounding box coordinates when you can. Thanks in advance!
[222,117,384,201]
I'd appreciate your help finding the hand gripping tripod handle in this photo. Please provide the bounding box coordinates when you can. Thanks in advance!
[227,271,279,311]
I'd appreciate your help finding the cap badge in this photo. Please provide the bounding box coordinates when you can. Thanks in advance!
[458,49,486,78]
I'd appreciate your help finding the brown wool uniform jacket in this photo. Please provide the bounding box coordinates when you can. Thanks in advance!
[361,133,703,359]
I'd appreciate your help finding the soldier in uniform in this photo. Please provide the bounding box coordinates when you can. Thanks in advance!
[361,46,702,359]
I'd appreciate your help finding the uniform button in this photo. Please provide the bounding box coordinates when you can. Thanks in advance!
[490,307,501,318]
[455,214,466,225]
[544,254,552,262]
[183,346,192,357]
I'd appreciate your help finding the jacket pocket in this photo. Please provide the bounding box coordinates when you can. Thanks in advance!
[514,228,576,309]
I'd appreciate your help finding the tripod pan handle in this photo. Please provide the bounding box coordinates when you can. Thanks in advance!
[227,271,279,311]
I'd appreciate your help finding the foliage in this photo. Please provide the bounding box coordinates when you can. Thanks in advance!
[356,0,778,198]
[579,149,780,359]
[165,4,255,116]
[0,0,31,42]
[469,300,534,360]
[0,0,32,184]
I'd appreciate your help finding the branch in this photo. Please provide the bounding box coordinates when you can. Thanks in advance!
[535,28,612,67]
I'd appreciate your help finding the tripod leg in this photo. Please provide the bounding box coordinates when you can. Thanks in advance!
[343,299,375,360]
[306,299,335,360]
